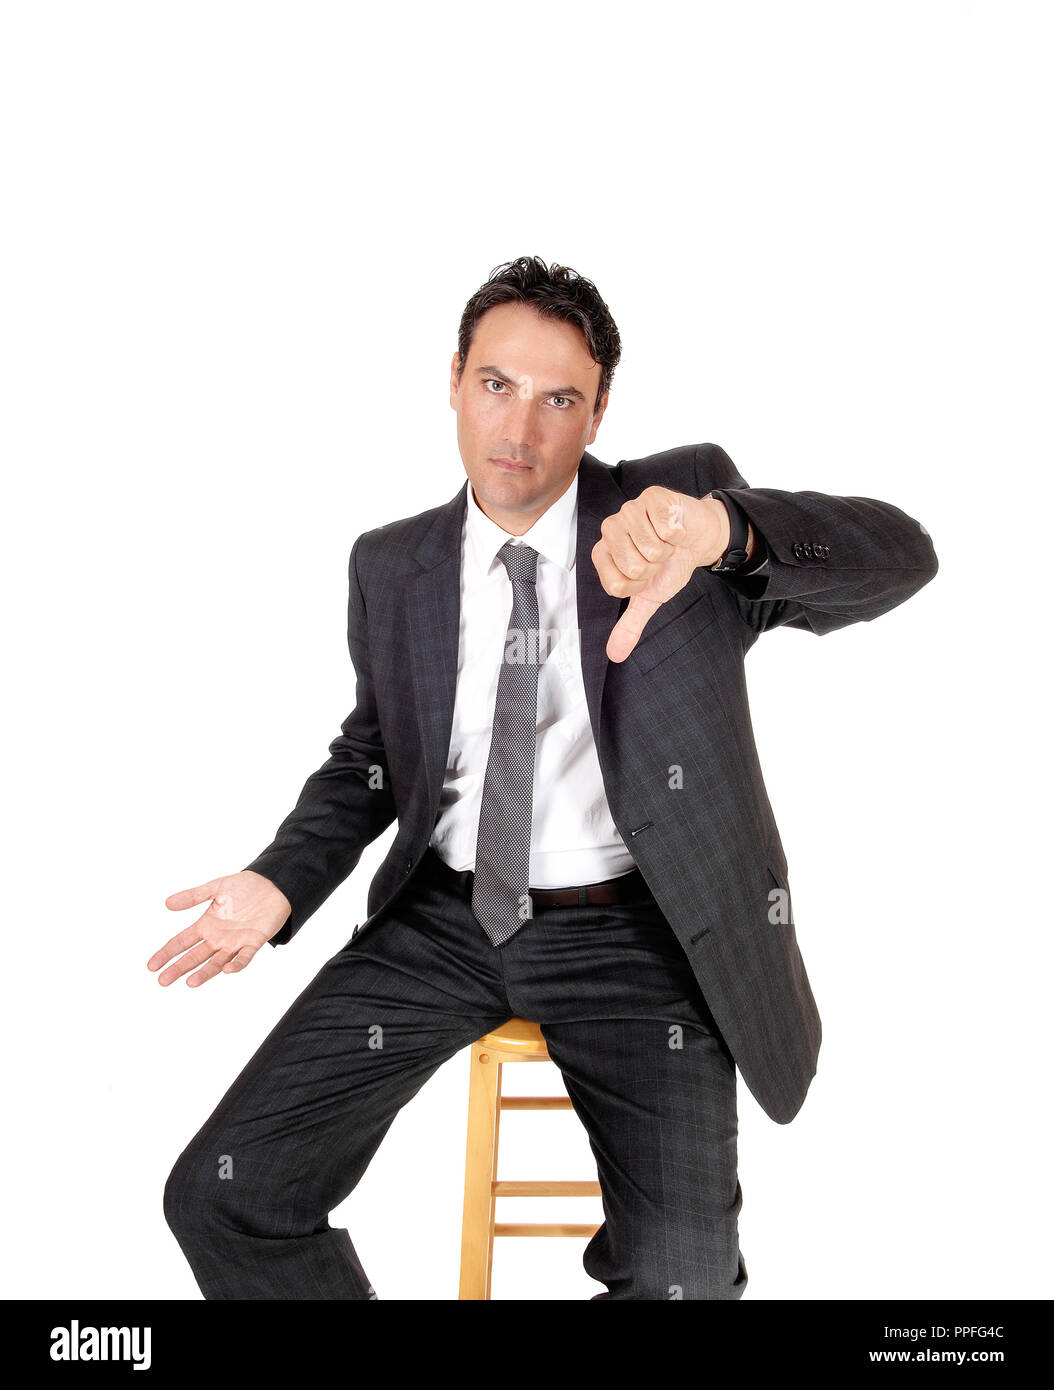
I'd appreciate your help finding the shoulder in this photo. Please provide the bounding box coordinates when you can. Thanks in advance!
[354,494,455,563]
[613,441,747,497]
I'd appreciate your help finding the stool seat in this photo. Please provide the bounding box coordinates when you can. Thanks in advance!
[475,1017,550,1057]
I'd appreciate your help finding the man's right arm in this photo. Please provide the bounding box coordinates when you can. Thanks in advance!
[243,533,397,946]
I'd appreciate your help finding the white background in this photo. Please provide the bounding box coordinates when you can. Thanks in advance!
[2,0,1050,1301]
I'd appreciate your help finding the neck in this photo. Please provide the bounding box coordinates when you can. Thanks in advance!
[471,471,576,536]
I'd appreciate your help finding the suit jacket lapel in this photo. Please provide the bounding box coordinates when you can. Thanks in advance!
[573,452,625,743]
[408,482,466,834]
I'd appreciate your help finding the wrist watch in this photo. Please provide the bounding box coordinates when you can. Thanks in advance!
[707,490,752,572]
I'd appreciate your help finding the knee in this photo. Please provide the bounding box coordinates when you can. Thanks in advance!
[163,1149,206,1243]
[163,1144,247,1243]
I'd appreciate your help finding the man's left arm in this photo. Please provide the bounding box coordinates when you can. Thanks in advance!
[695,442,939,637]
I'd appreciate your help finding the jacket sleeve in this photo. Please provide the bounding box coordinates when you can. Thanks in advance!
[242,532,397,946]
[694,442,939,637]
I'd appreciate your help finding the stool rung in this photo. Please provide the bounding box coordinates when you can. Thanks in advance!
[500,1096,575,1110]
[492,1180,601,1197]
[494,1223,602,1238]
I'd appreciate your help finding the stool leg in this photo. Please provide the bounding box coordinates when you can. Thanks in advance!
[459,1043,501,1299]
[486,1060,502,1301]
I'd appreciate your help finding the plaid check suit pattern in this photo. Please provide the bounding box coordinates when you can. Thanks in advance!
[242,443,938,1125]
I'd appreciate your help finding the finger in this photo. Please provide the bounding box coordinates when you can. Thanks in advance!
[147,930,202,972]
[186,953,237,987]
[628,490,683,560]
[164,879,223,912]
[591,538,650,598]
[602,510,671,582]
[606,594,662,664]
[155,940,218,987]
[641,488,694,548]
[222,944,259,973]
[146,913,212,971]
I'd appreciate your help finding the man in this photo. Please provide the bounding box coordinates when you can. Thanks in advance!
[153,256,938,1300]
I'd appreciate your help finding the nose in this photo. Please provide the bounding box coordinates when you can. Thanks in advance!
[500,392,543,454]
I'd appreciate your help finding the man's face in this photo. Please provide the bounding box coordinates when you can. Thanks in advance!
[449,301,608,534]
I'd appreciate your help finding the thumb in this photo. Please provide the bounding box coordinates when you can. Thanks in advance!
[606,594,661,664]
[165,879,223,911]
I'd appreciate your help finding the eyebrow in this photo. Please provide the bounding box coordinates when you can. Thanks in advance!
[474,365,587,403]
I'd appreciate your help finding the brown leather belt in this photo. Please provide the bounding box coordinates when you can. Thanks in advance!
[420,845,650,909]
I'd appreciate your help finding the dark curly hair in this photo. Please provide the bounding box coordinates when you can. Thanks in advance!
[455,255,621,414]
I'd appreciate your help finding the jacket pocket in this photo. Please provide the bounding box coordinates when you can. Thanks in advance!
[765,861,794,927]
[631,589,718,673]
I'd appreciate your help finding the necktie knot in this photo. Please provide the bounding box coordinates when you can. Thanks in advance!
[499,540,538,587]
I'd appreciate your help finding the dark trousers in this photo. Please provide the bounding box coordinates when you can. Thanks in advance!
[163,846,748,1300]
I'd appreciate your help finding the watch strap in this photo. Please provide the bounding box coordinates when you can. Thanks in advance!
[707,490,752,572]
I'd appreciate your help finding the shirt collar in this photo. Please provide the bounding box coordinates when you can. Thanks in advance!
[463,469,578,587]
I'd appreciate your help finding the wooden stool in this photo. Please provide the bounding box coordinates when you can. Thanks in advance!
[458,1016,602,1299]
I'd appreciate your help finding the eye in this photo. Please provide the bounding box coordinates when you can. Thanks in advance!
[484,378,508,394]
[550,396,572,410]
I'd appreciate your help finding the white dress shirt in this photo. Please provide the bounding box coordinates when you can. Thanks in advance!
[428,470,638,887]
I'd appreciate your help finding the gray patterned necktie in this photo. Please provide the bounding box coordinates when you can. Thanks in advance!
[471,540,541,947]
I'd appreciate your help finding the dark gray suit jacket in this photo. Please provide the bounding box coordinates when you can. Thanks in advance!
[244,442,938,1124]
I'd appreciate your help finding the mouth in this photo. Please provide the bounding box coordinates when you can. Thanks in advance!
[490,457,533,473]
